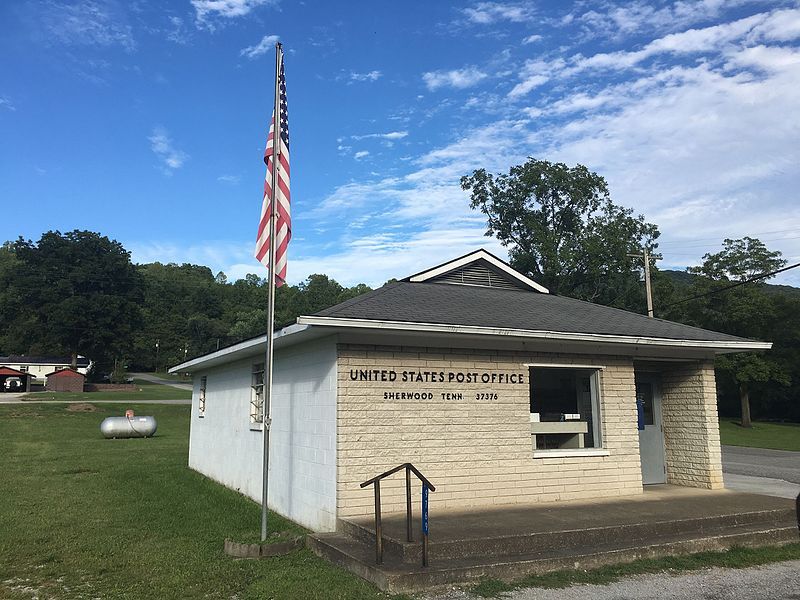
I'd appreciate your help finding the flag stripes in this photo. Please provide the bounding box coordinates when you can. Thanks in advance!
[255,47,291,286]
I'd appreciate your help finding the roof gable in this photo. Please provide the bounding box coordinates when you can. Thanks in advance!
[405,249,549,293]
[46,368,85,378]
[0,366,29,376]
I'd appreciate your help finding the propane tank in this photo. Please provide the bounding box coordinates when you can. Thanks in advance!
[100,414,157,439]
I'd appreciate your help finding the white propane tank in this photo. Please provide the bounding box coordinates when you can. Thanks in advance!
[100,415,157,439]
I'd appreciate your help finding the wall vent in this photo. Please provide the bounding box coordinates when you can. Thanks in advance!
[430,259,528,290]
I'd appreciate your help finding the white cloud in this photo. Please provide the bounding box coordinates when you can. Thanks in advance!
[40,0,135,51]
[507,8,800,98]
[462,2,535,25]
[307,7,800,287]
[570,0,737,39]
[522,34,543,44]
[166,16,189,44]
[423,66,487,91]
[192,0,277,29]
[129,240,261,282]
[351,131,408,141]
[750,7,800,42]
[148,126,188,175]
[129,4,800,289]
[508,58,563,98]
[217,174,241,184]
[240,34,280,58]
[0,96,15,111]
[354,150,370,160]
[350,70,382,82]
[287,227,508,287]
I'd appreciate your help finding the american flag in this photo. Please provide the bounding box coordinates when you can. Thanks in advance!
[255,45,291,286]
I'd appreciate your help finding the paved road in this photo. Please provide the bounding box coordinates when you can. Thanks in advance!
[428,560,800,600]
[721,446,800,499]
[723,446,800,485]
[0,398,190,404]
[130,372,192,391]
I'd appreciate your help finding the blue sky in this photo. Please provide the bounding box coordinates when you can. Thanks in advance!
[2,0,799,287]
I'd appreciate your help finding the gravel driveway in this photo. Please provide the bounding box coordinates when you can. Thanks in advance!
[426,560,800,600]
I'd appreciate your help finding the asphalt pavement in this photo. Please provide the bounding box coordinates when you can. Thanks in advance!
[722,445,800,484]
[721,445,800,499]
[130,372,192,390]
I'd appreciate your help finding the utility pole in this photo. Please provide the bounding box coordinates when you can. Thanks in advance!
[629,249,655,318]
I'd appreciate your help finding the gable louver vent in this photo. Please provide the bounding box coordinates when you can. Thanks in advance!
[431,259,528,290]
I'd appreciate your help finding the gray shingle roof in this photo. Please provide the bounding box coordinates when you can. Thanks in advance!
[314,281,750,343]
[0,355,90,367]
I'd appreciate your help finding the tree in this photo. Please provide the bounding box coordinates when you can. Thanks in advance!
[684,238,788,427]
[9,231,143,368]
[687,237,785,281]
[461,158,659,310]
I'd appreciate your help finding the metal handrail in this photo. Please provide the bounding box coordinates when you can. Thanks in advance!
[360,462,436,566]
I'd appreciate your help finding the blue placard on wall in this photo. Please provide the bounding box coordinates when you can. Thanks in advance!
[636,396,645,431]
[422,484,429,535]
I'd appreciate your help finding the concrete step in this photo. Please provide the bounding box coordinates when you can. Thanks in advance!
[338,507,797,564]
[309,523,800,594]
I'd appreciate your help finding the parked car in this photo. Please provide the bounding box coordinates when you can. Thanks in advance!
[3,377,23,392]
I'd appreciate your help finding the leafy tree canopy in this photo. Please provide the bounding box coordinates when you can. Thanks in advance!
[7,230,143,367]
[687,237,786,282]
[681,237,790,426]
[461,158,660,310]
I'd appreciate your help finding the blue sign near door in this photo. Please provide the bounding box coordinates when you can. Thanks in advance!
[422,484,429,535]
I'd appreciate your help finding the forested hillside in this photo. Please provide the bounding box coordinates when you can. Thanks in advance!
[1,230,798,422]
[0,233,370,375]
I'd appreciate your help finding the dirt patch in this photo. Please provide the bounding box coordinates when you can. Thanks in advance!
[60,467,99,476]
[66,403,97,412]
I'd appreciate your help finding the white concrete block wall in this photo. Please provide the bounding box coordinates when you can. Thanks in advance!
[661,361,724,489]
[188,336,338,531]
[336,344,643,519]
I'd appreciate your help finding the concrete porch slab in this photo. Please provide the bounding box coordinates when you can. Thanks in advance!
[308,486,799,593]
[346,485,796,542]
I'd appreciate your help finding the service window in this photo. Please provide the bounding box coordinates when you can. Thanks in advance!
[250,363,265,426]
[529,367,602,450]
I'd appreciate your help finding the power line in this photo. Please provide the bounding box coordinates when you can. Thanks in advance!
[656,228,800,246]
[661,261,800,309]
[657,235,800,250]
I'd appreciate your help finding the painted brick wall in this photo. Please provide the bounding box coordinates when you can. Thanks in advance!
[45,372,85,392]
[188,336,338,531]
[660,361,723,489]
[336,344,643,518]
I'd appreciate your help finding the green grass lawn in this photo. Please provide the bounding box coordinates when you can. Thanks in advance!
[23,380,191,402]
[0,404,397,600]
[719,419,800,452]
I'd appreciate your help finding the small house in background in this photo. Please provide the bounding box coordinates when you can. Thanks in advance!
[0,355,92,386]
[45,368,86,393]
[0,366,33,392]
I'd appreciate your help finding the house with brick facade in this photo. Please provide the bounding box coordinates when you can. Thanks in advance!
[170,249,770,533]
[45,368,86,392]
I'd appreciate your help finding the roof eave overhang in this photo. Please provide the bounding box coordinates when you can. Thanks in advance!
[296,315,772,354]
[169,323,319,373]
[169,315,771,374]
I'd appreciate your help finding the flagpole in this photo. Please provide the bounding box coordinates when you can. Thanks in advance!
[261,41,282,543]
